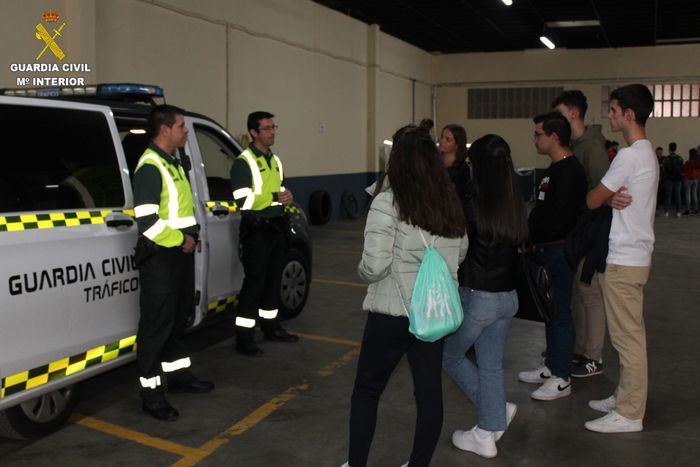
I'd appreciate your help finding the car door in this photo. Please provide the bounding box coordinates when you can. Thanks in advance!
[0,97,139,408]
[185,117,244,319]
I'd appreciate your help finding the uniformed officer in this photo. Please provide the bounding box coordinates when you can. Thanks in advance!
[133,105,214,421]
[231,111,299,356]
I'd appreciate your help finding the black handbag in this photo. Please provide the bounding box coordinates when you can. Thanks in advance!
[515,246,557,323]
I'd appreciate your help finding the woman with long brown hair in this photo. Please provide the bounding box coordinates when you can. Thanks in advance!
[439,124,470,201]
[344,124,468,467]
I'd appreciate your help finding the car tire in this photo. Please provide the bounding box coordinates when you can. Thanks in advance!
[0,384,80,440]
[279,248,310,320]
[309,190,332,225]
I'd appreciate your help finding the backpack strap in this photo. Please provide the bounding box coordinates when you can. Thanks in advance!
[418,229,436,248]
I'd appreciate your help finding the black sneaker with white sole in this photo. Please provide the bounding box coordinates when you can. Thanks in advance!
[571,358,604,378]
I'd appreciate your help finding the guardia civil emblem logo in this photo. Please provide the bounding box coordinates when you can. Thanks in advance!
[35,9,66,61]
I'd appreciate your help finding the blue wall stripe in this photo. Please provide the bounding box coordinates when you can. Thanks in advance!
[285,169,545,223]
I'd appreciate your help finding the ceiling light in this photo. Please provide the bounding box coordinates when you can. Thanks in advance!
[539,36,556,49]
[546,20,600,28]
[383,139,393,146]
[501,0,513,5]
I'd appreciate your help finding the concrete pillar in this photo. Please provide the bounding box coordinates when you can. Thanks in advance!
[366,24,380,174]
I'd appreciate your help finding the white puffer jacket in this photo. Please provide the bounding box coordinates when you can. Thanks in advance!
[358,183,469,317]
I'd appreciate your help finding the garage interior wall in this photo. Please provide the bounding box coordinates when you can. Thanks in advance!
[0,0,432,220]
[433,44,700,169]
[4,1,699,217]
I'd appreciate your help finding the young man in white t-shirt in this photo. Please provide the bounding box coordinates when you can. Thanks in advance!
[585,84,658,433]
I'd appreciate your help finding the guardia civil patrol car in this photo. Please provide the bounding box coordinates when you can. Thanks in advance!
[0,84,312,439]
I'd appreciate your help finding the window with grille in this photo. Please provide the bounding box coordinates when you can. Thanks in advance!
[602,83,700,118]
[467,87,564,119]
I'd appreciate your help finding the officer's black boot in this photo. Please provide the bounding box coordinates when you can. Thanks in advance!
[141,389,179,421]
[262,320,300,343]
[235,327,264,357]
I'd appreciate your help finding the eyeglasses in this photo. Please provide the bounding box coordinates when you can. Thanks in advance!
[533,131,546,139]
[258,125,278,132]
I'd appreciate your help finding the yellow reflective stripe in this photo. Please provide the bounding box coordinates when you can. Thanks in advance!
[143,219,166,240]
[274,154,284,181]
[204,202,238,213]
[135,204,159,217]
[1,335,137,399]
[140,154,179,218]
[165,216,197,229]
[140,375,162,389]
[258,309,278,319]
[235,317,256,328]
[240,149,263,195]
[161,357,191,373]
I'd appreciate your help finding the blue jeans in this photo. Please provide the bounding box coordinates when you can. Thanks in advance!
[537,244,575,379]
[443,287,518,431]
[663,180,683,213]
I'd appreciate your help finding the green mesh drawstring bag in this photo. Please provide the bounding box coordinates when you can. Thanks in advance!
[397,230,463,342]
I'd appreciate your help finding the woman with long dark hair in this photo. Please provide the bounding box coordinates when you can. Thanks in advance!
[439,124,470,201]
[344,124,469,467]
[442,134,528,459]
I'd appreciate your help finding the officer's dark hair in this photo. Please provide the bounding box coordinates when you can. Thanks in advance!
[669,142,677,152]
[610,84,653,126]
[247,111,275,135]
[148,104,185,138]
[552,90,588,119]
[533,111,571,147]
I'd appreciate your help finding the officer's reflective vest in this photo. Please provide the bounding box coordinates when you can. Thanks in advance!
[233,147,284,211]
[134,148,197,247]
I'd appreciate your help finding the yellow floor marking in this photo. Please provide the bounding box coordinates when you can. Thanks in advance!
[173,340,362,465]
[317,348,361,377]
[312,278,368,288]
[172,383,310,466]
[70,413,201,457]
[294,332,361,347]
[69,331,362,466]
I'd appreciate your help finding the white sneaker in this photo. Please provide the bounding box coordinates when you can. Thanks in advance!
[518,365,551,383]
[451,426,497,458]
[589,395,616,413]
[584,410,643,433]
[531,377,571,401]
[494,402,517,442]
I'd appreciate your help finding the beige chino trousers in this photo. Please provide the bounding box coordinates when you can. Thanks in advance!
[600,263,650,420]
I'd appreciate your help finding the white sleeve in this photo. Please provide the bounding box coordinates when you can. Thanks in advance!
[601,151,630,192]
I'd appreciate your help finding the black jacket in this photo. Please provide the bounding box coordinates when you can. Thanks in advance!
[564,206,612,284]
[459,184,519,292]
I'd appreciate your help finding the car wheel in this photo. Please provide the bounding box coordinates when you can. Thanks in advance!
[279,248,310,320]
[0,384,80,440]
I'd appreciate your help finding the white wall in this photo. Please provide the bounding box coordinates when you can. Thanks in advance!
[0,0,432,180]
[433,45,700,168]
[3,2,698,175]
[373,32,433,171]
